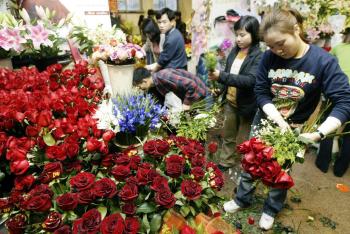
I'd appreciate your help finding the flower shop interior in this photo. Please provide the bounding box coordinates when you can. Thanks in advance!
[1,0,350,233]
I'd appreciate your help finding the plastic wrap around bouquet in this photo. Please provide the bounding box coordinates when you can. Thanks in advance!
[237,119,305,189]
[93,93,166,147]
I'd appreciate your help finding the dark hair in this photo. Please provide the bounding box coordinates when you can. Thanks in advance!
[175,11,181,17]
[260,8,306,42]
[226,9,239,17]
[234,15,260,46]
[138,15,144,26]
[133,67,151,85]
[214,16,226,27]
[147,9,155,16]
[343,27,350,43]
[156,8,176,21]
[142,18,160,43]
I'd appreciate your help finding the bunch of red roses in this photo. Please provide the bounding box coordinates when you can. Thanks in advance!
[237,137,294,189]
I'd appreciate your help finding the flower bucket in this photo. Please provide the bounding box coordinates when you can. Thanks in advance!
[0,58,12,69]
[107,64,134,97]
[114,125,148,148]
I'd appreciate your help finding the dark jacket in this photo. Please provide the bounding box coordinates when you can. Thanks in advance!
[219,44,262,118]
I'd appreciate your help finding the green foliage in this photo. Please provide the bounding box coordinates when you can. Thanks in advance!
[204,52,217,72]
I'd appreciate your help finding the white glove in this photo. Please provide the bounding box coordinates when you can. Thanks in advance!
[262,103,290,132]
[317,116,342,136]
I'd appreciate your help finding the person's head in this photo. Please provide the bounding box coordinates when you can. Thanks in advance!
[175,11,181,21]
[260,8,307,59]
[147,9,155,17]
[343,27,350,43]
[156,8,176,33]
[233,15,260,49]
[142,18,160,43]
[133,67,153,91]
[138,15,144,25]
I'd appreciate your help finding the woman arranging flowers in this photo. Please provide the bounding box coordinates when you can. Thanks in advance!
[223,8,350,230]
[208,16,262,170]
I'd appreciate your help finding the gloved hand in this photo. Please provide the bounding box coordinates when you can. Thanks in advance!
[262,103,291,132]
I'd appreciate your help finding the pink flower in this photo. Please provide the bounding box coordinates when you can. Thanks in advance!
[0,27,26,52]
[26,24,53,49]
[306,27,320,42]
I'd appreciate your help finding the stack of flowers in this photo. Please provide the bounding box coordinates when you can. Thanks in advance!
[93,93,166,146]
[237,119,305,189]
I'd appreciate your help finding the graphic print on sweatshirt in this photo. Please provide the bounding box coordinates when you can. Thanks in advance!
[268,68,316,118]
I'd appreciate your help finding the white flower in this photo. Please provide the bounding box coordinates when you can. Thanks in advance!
[208,117,216,128]
[92,100,120,132]
[194,113,209,119]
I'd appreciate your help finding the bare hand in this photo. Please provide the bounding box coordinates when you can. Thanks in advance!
[182,104,191,111]
[208,69,220,81]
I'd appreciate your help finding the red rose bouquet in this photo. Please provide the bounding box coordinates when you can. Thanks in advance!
[237,119,305,189]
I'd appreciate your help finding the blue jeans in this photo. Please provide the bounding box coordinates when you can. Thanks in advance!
[234,109,288,217]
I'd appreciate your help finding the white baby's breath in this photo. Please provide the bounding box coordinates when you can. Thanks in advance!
[92,100,120,133]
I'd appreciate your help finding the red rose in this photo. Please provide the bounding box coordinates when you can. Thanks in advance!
[101,154,115,167]
[122,202,136,216]
[181,179,202,200]
[86,137,101,152]
[115,154,131,165]
[99,141,109,155]
[180,140,205,158]
[191,167,205,181]
[37,110,52,127]
[155,189,176,208]
[39,162,63,184]
[22,194,52,212]
[52,128,65,139]
[236,140,251,154]
[6,148,27,161]
[143,139,170,158]
[73,209,101,234]
[111,165,131,181]
[150,176,169,192]
[64,143,79,159]
[130,155,141,170]
[10,160,30,175]
[100,213,125,234]
[273,171,294,189]
[26,125,40,137]
[119,182,139,201]
[42,212,63,232]
[77,189,96,205]
[124,217,140,234]
[14,174,35,191]
[262,146,274,160]
[250,138,265,153]
[208,141,218,154]
[92,178,117,198]
[28,184,54,198]
[102,130,115,142]
[54,225,71,234]
[190,153,206,167]
[209,176,224,190]
[165,154,185,178]
[70,172,95,192]
[243,151,256,164]
[63,160,82,174]
[136,167,157,185]
[260,161,281,185]
[9,190,24,205]
[56,193,78,211]
[6,214,27,234]
[46,145,66,161]
[0,198,12,213]
[181,225,196,234]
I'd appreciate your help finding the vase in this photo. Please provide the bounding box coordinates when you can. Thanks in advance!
[106,64,134,97]
[0,58,13,69]
[114,125,148,148]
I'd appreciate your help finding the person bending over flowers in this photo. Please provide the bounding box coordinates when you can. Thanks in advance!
[133,67,211,111]
[223,8,350,230]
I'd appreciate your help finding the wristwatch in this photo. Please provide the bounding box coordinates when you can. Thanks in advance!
[316,129,326,140]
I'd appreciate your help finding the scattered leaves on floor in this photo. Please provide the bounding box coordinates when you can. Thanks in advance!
[319,216,337,230]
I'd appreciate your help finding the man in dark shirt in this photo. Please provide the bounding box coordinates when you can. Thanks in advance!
[175,11,187,39]
[145,8,187,72]
[133,67,208,110]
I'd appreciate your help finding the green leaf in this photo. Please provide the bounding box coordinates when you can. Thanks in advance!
[136,202,156,214]
[97,206,107,219]
[196,223,206,234]
[150,214,162,233]
[180,206,190,217]
[189,206,196,216]
[141,214,150,233]
[194,199,202,208]
[43,132,56,146]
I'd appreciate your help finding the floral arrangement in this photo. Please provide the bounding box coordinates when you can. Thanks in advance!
[204,51,217,73]
[0,133,224,233]
[306,23,334,42]
[93,93,166,145]
[237,119,305,189]
[0,6,70,60]
[0,12,21,58]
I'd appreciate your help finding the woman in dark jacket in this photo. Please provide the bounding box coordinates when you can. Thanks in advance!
[209,15,262,169]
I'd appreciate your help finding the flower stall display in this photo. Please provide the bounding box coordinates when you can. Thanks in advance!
[237,119,305,189]
[93,93,166,147]
[1,6,72,71]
